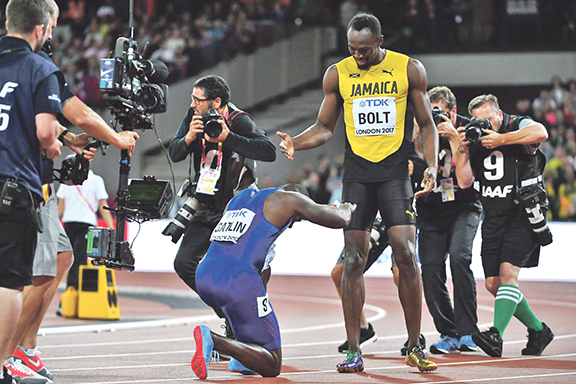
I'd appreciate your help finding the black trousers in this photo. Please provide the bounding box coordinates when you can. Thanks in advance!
[173,219,229,320]
[64,222,91,289]
[418,207,481,337]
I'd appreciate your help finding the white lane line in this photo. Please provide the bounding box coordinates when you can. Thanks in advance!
[38,314,219,336]
[404,371,576,384]
[38,294,386,336]
[62,353,576,383]
[44,335,576,364]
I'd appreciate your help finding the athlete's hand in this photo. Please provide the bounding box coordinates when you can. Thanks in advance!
[276,131,294,160]
[415,165,437,198]
[341,202,357,225]
[341,202,357,214]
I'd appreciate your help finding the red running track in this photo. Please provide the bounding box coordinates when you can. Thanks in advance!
[36,272,576,383]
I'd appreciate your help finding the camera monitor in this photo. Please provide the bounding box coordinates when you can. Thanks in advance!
[128,178,173,219]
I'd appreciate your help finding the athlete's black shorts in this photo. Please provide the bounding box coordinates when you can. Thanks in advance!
[480,212,539,278]
[342,178,416,232]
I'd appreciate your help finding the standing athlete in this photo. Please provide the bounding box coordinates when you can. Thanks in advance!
[277,13,439,372]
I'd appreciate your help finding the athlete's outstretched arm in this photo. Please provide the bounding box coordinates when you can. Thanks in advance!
[408,59,438,198]
[264,190,355,229]
[277,66,342,159]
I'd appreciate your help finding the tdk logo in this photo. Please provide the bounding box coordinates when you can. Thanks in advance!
[359,99,390,108]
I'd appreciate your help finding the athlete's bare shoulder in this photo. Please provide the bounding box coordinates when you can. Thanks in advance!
[323,64,340,95]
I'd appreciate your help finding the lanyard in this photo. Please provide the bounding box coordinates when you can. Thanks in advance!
[201,140,223,170]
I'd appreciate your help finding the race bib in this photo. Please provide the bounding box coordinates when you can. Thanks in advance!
[210,208,255,243]
[352,96,396,136]
[257,294,272,317]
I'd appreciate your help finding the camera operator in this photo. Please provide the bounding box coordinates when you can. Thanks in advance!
[5,31,140,384]
[0,0,62,382]
[168,75,276,319]
[456,94,554,358]
[412,86,481,354]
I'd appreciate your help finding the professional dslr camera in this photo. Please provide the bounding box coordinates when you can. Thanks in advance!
[431,106,472,128]
[464,117,492,145]
[162,177,218,243]
[54,141,102,186]
[162,147,223,243]
[517,182,553,246]
[99,37,169,131]
[202,108,223,139]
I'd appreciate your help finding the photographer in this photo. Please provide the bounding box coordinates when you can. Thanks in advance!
[0,0,61,382]
[456,94,554,358]
[413,86,481,354]
[168,75,276,312]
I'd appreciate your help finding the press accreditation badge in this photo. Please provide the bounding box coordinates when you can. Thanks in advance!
[210,208,255,243]
[196,167,220,195]
[352,97,397,136]
[257,294,272,317]
[441,178,455,202]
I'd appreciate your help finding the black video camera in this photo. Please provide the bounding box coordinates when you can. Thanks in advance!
[99,37,169,131]
[202,108,223,139]
[464,117,492,145]
[54,141,102,185]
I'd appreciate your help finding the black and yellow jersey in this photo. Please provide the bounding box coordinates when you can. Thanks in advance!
[335,50,412,182]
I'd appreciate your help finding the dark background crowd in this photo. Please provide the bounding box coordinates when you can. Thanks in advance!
[0,0,575,220]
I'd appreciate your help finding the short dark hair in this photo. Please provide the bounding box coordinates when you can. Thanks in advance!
[6,0,58,35]
[282,183,310,198]
[193,75,230,106]
[468,94,500,115]
[428,86,456,111]
[347,13,381,38]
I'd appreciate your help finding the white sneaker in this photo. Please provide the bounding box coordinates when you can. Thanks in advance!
[3,358,51,384]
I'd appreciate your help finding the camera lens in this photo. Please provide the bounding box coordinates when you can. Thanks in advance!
[204,119,222,138]
[465,126,482,143]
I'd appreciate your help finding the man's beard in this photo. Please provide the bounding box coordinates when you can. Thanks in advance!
[34,38,46,53]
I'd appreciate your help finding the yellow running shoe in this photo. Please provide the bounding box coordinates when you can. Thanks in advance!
[405,345,438,372]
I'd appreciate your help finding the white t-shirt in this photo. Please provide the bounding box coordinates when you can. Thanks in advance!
[56,171,109,225]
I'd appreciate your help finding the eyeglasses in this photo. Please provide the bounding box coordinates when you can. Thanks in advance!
[191,95,210,104]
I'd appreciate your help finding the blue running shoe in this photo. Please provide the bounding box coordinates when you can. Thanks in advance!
[191,325,214,380]
[458,335,478,352]
[336,350,364,373]
[430,335,459,354]
[228,357,257,375]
